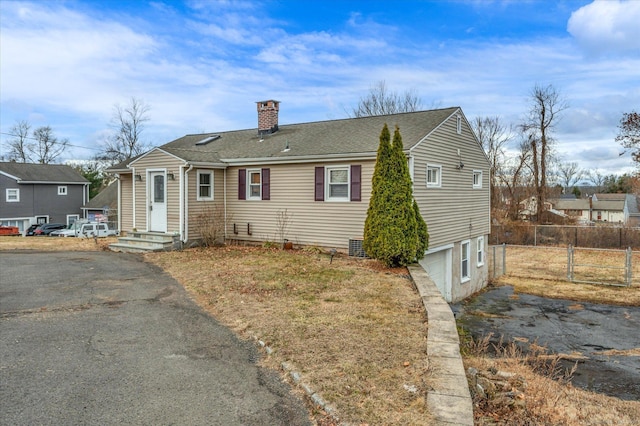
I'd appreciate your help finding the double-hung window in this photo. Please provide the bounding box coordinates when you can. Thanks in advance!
[238,168,270,201]
[473,170,482,189]
[461,240,470,282]
[58,186,67,195]
[248,169,262,199]
[477,236,485,267]
[314,165,361,202]
[197,170,214,201]
[326,166,349,201]
[6,188,19,202]
[426,164,442,188]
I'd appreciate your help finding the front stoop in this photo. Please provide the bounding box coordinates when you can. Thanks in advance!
[109,231,180,253]
[408,265,474,426]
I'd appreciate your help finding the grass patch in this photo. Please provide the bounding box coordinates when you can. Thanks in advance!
[493,246,640,306]
[146,246,431,425]
[463,334,640,425]
[0,235,117,251]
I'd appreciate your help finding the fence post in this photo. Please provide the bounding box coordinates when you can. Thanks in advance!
[567,245,573,282]
[626,247,632,287]
[534,225,537,246]
[492,245,496,278]
[502,243,506,276]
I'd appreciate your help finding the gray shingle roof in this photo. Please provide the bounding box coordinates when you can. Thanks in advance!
[83,182,117,209]
[111,107,460,170]
[0,162,88,183]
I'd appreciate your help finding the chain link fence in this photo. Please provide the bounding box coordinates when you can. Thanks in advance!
[491,224,640,250]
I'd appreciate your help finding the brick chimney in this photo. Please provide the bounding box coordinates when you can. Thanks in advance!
[257,100,280,136]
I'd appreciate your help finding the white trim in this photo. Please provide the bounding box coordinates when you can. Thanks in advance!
[325,165,350,202]
[426,164,442,188]
[246,168,262,200]
[196,170,214,201]
[58,185,68,195]
[473,170,482,189]
[0,170,21,181]
[6,188,20,202]
[461,239,471,283]
[66,214,80,226]
[129,147,189,166]
[409,108,461,154]
[476,236,485,267]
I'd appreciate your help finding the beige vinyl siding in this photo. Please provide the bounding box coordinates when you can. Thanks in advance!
[120,174,133,232]
[412,113,491,249]
[225,161,374,249]
[186,168,225,239]
[130,150,184,233]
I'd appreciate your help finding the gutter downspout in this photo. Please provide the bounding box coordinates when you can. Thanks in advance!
[131,167,136,230]
[116,174,122,232]
[183,164,194,243]
[224,168,227,240]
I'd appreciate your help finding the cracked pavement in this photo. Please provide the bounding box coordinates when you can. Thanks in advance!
[0,250,311,425]
[454,285,640,401]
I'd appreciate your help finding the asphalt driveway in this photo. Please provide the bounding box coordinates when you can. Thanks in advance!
[0,250,311,425]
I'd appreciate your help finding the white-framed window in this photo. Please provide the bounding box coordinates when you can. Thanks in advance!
[473,170,482,188]
[461,240,470,282]
[247,169,262,200]
[6,188,20,202]
[67,214,79,226]
[426,164,442,188]
[58,186,68,195]
[197,170,214,201]
[326,166,350,201]
[456,114,462,134]
[477,236,485,267]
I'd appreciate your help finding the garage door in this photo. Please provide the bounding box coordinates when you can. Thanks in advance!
[419,248,452,302]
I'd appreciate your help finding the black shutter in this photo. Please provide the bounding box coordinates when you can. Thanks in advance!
[315,166,324,201]
[261,168,270,200]
[238,169,246,200]
[350,165,361,202]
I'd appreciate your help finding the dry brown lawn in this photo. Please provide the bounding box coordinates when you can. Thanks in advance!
[147,246,432,425]
[493,245,640,306]
[464,348,640,426]
[5,236,640,425]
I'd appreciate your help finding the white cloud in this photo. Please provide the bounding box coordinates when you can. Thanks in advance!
[567,0,640,56]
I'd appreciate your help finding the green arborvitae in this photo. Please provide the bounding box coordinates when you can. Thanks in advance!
[414,199,429,260]
[364,124,429,267]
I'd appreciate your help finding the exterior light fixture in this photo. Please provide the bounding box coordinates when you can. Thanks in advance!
[135,174,142,181]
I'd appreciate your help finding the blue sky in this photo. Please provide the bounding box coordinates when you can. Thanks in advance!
[1,0,639,176]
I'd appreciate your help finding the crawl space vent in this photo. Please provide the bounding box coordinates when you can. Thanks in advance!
[348,238,367,258]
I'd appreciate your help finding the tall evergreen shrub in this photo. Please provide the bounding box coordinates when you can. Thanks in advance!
[363,124,429,267]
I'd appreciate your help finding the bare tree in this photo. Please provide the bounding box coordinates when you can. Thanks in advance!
[472,116,513,210]
[520,84,568,221]
[501,138,532,220]
[347,80,422,117]
[100,97,151,164]
[616,110,640,164]
[557,161,584,194]
[6,120,32,162]
[586,169,607,193]
[32,126,69,164]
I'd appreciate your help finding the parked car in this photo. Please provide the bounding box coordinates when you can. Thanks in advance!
[25,224,40,236]
[34,223,66,236]
[0,226,20,236]
[50,220,87,237]
[76,222,119,238]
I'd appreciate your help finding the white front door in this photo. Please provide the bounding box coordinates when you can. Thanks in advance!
[149,171,167,232]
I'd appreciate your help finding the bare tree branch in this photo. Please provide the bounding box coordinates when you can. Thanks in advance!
[347,81,423,117]
[100,97,151,164]
[32,126,69,164]
[7,120,33,162]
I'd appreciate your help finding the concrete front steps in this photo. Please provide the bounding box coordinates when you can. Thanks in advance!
[109,231,179,253]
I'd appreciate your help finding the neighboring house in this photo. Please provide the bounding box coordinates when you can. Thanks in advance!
[591,193,626,223]
[108,101,491,302]
[624,194,640,227]
[547,193,639,225]
[0,162,89,233]
[81,182,118,225]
